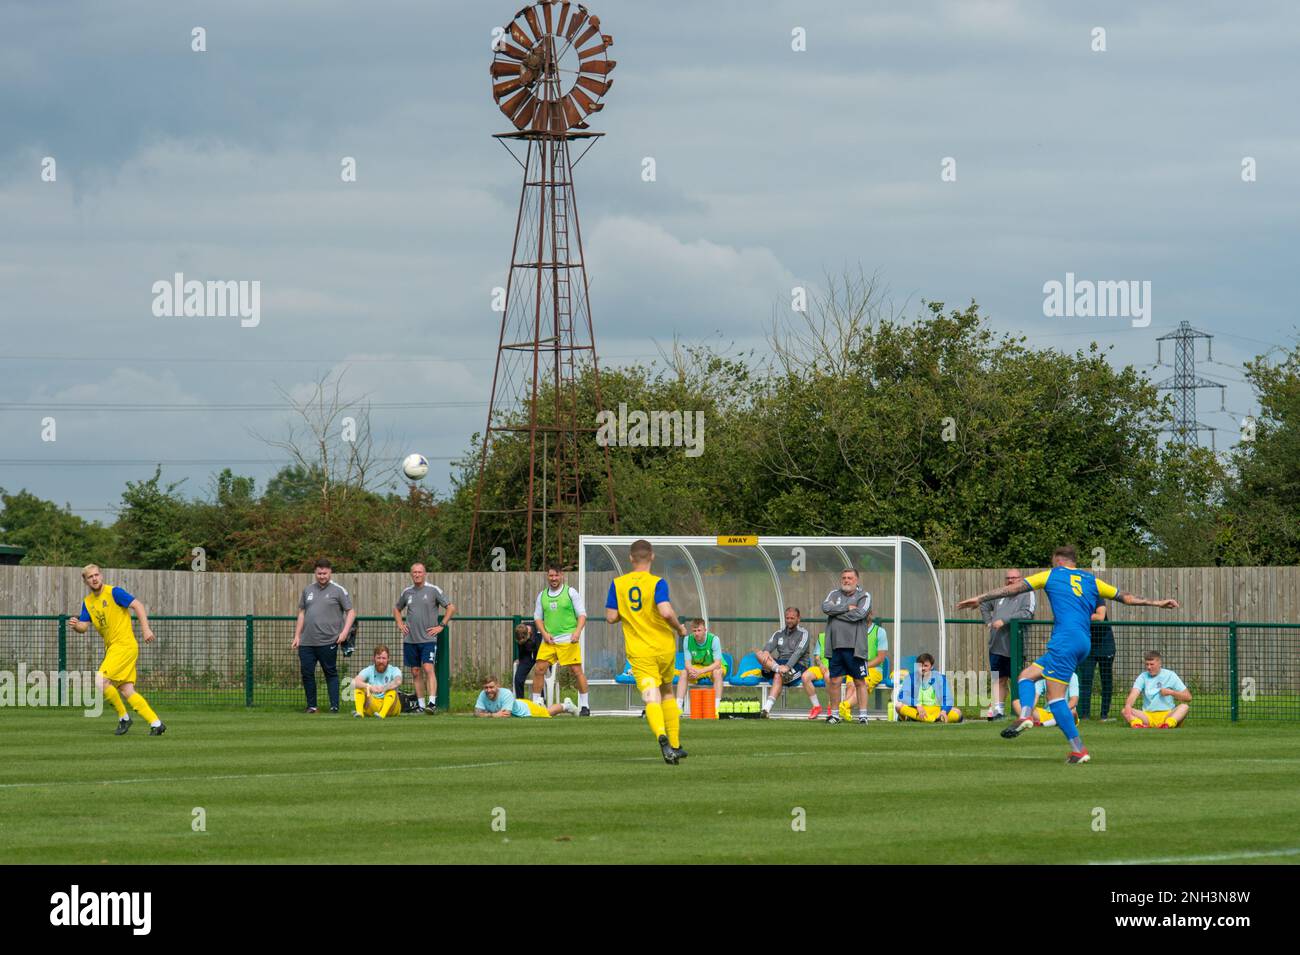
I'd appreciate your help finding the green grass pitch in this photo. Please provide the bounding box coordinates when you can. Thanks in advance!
[3,706,1299,864]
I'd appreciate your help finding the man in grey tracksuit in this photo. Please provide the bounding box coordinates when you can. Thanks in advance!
[979,568,1036,720]
[821,568,872,724]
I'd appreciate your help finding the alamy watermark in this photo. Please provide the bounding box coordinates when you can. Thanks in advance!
[595,403,704,457]
[151,272,261,328]
[1042,272,1151,328]
[0,667,103,716]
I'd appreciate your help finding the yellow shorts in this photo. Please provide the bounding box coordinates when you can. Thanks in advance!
[684,666,725,684]
[524,700,552,718]
[1135,709,1178,728]
[99,643,139,685]
[629,652,676,692]
[844,667,883,691]
[537,640,582,667]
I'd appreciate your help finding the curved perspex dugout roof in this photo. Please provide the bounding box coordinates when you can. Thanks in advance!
[578,536,946,684]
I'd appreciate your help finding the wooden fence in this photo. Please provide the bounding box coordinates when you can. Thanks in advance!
[4,564,1297,682]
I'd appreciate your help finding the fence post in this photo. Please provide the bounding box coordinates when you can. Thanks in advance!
[1009,618,1022,676]
[511,615,521,663]
[57,614,68,707]
[437,624,450,712]
[245,615,255,708]
[1228,620,1239,723]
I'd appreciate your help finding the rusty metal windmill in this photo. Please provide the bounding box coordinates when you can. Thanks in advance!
[468,1,620,571]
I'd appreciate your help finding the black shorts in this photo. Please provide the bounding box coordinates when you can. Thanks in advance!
[827,647,868,679]
[989,652,1011,678]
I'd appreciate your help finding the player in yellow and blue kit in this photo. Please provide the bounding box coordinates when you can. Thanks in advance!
[605,538,690,765]
[71,564,166,736]
[958,545,1178,763]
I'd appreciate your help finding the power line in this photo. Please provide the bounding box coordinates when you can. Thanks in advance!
[0,401,485,412]
[0,457,457,466]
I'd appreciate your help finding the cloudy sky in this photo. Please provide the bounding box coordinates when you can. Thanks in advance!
[1,0,1296,521]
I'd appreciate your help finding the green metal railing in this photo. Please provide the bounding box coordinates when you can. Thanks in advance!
[1008,619,1300,723]
[0,614,517,711]
[1,613,1297,720]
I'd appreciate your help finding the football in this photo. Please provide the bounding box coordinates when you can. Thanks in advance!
[401,453,429,480]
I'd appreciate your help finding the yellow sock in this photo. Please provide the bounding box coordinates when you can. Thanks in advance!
[354,689,367,715]
[661,697,681,748]
[102,683,127,718]
[644,701,666,739]
[127,691,159,724]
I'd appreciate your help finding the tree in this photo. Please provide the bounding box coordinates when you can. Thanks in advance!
[0,489,118,566]
[1222,342,1300,563]
[115,468,191,569]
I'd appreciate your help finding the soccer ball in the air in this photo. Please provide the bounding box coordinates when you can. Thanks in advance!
[402,453,429,480]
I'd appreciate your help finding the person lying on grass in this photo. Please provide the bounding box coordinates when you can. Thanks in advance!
[474,676,578,718]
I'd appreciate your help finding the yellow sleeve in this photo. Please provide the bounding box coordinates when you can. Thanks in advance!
[1096,579,1118,599]
[1023,571,1050,591]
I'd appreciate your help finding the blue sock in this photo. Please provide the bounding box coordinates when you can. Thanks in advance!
[1049,698,1084,752]
[1017,679,1036,716]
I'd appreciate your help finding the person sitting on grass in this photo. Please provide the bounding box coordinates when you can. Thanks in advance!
[676,618,726,715]
[894,653,963,723]
[352,645,403,719]
[757,607,816,717]
[474,676,578,719]
[1013,673,1079,727]
[1123,651,1191,729]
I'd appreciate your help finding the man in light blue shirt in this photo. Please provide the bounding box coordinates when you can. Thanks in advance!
[1123,651,1191,728]
[474,677,578,718]
[351,645,403,718]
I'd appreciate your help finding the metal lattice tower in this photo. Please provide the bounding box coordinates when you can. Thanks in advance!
[1154,321,1227,449]
[468,1,619,571]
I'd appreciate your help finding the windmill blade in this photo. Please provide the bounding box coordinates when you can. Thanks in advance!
[491,62,523,78]
[497,40,530,60]
[574,16,602,48]
[530,100,551,132]
[508,21,532,48]
[493,76,527,99]
[523,6,543,42]
[564,9,589,40]
[542,1,553,35]
[554,2,571,37]
[561,93,584,129]
[569,85,596,113]
[577,37,610,59]
[500,87,533,117]
[578,59,616,75]
[511,95,539,129]
[575,75,611,96]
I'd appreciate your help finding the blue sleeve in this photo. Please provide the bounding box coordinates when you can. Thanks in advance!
[78,606,90,622]
[654,579,669,604]
[111,587,135,608]
[1168,672,1187,693]
[474,691,488,710]
[897,674,913,706]
[605,581,618,610]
